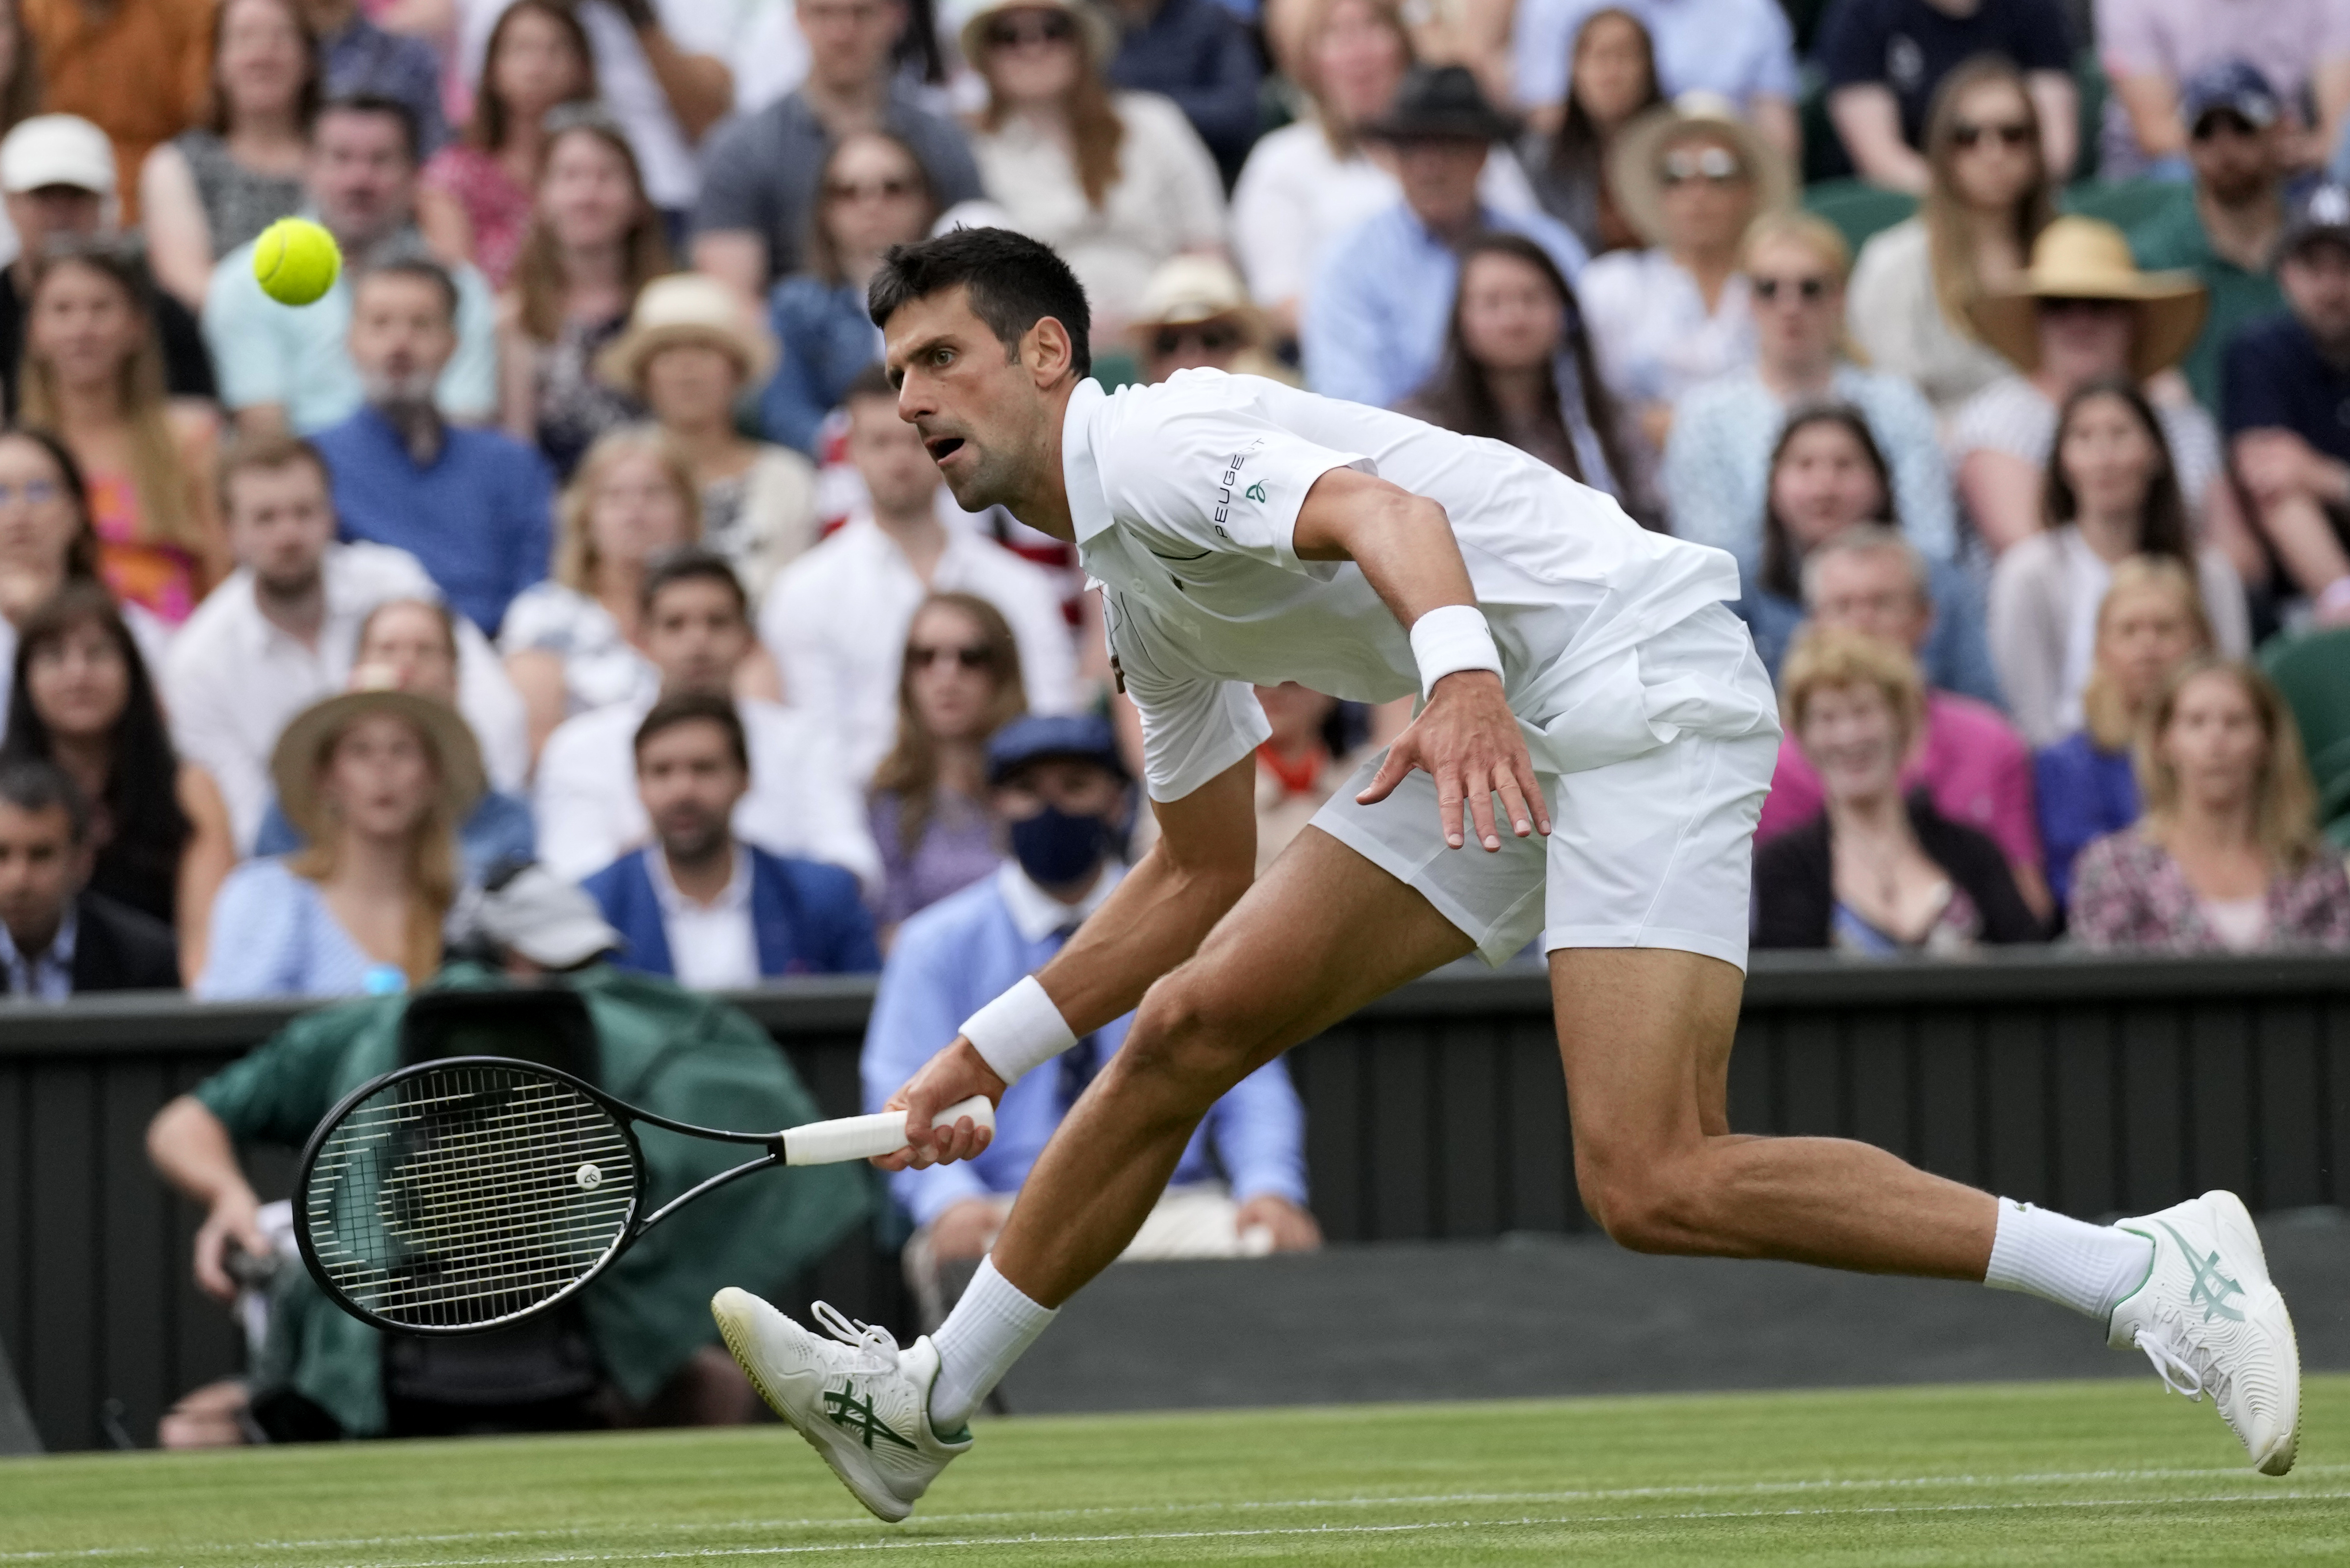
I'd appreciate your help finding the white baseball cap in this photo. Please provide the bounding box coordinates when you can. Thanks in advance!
[476,866,623,970]
[0,115,116,196]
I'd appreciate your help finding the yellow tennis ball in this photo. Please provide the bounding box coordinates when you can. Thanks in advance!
[252,217,341,307]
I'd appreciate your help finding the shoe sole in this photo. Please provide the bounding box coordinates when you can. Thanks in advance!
[712,1295,914,1524]
[2203,1190,2301,1477]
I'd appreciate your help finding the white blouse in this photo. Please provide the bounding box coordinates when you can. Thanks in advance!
[1576,248,1756,409]
[496,581,659,720]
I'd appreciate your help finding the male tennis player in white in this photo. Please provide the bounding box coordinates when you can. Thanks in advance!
[711,229,2298,1521]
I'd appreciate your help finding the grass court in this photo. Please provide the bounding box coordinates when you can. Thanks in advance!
[3,1375,2344,1565]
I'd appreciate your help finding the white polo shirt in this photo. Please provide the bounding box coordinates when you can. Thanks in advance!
[1066,370,1752,803]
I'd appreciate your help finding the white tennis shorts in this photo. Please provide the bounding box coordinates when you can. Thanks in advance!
[1306,603,1779,971]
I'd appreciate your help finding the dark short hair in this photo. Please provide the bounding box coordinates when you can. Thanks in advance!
[318,90,421,163]
[843,361,896,403]
[640,548,748,621]
[633,691,749,773]
[354,255,461,325]
[218,430,332,515]
[867,227,1092,378]
[0,757,89,844]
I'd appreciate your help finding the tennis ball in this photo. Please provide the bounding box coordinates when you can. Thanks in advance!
[252,217,341,307]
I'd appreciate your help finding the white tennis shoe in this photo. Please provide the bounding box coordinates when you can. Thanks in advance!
[711,1287,971,1522]
[2107,1190,2300,1475]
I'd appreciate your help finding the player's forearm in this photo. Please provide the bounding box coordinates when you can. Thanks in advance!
[1294,470,1476,626]
[1034,836,1252,1035]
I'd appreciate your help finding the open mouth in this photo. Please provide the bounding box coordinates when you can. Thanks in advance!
[925,437,966,463]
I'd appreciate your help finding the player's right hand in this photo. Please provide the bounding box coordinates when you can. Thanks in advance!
[193,1189,269,1303]
[878,1039,1006,1171]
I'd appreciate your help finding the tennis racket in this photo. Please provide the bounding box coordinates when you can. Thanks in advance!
[294,1055,992,1336]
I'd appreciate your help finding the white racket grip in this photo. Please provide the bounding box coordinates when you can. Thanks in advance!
[781,1095,996,1166]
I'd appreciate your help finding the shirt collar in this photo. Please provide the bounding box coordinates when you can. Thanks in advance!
[1061,378,1114,545]
[0,900,76,993]
[648,842,751,916]
[996,858,1123,941]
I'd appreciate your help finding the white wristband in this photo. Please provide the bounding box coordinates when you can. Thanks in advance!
[958,974,1078,1085]
[1410,604,1502,700]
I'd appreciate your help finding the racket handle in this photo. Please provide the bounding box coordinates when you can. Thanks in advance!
[781,1095,996,1166]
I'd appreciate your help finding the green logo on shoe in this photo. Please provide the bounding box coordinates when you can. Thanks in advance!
[823,1385,917,1450]
[2159,1222,2247,1323]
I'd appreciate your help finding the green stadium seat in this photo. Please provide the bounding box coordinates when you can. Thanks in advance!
[2061,180,2180,236]
[2260,626,2350,816]
[1802,179,1918,255]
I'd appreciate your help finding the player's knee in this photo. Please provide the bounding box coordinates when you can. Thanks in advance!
[1122,969,1263,1095]
[1575,1150,1711,1255]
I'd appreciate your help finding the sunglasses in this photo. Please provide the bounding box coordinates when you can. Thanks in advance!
[1952,119,2033,150]
[1659,145,1745,186]
[908,642,993,670]
[985,12,1075,49]
[1150,321,1242,356]
[826,175,919,202]
[1750,274,1829,303]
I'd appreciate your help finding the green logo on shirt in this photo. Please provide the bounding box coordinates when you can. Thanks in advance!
[1245,482,1267,503]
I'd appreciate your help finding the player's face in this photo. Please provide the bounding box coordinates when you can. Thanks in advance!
[637,718,748,863]
[885,285,1058,513]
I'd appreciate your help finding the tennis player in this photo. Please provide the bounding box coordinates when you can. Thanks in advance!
[712,229,2298,1520]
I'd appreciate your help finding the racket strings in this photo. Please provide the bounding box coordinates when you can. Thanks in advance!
[303,1063,640,1330]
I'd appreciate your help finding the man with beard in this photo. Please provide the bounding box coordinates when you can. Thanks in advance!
[310,258,554,636]
[581,690,880,988]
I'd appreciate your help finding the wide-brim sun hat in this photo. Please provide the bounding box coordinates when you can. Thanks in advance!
[949,0,1118,72]
[1964,215,2208,380]
[1608,91,1796,250]
[596,273,779,393]
[271,672,487,846]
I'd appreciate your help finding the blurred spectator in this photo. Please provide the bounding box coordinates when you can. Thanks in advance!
[255,597,536,881]
[204,94,500,436]
[2127,62,2292,413]
[315,257,554,635]
[1517,6,1662,257]
[2096,0,2350,182]
[140,0,320,311]
[956,0,1225,337]
[1754,524,2042,912]
[1232,0,1542,339]
[535,549,878,886]
[0,758,181,994]
[0,428,173,716]
[0,582,236,973]
[303,0,448,158]
[1847,58,2057,418]
[2072,657,2350,951]
[1514,0,1799,157]
[0,115,222,421]
[1754,627,2043,951]
[166,432,526,849]
[494,109,667,478]
[867,592,1026,934]
[197,679,478,997]
[420,0,595,289]
[1665,213,1951,565]
[1102,0,1262,182]
[1989,380,2249,747]
[1252,682,1372,875]
[457,0,739,225]
[1399,231,1635,504]
[2035,555,2212,910]
[760,131,935,457]
[20,0,213,215]
[1816,0,2075,192]
[0,0,38,269]
[692,0,983,293]
[763,366,1075,784]
[1578,92,1787,451]
[1951,217,2232,558]
[500,425,691,756]
[1305,65,1585,409]
[1129,255,1291,385]
[2223,182,2350,625]
[866,712,1314,1326]
[20,243,227,625]
[605,276,817,602]
[583,692,879,985]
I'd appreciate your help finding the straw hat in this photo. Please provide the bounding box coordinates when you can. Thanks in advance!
[271,669,486,845]
[1129,255,1263,334]
[946,0,1117,71]
[596,273,779,393]
[1608,92,1795,249]
[1964,216,2207,380]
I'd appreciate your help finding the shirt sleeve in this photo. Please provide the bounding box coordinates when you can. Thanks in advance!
[533,721,632,881]
[1815,0,1888,89]
[202,253,287,414]
[1743,0,1802,101]
[1512,0,1577,108]
[191,1003,380,1146]
[440,265,500,422]
[2093,0,2162,80]
[1110,595,1271,803]
[691,117,774,236]
[2006,0,2075,73]
[1300,234,1401,407]
[2220,324,2292,435]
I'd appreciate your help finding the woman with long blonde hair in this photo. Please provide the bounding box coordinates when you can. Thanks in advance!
[18,242,222,623]
[2071,658,2350,952]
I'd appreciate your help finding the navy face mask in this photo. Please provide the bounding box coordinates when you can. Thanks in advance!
[1009,804,1111,887]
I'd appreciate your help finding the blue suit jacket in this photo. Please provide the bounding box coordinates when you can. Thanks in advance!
[583,846,880,981]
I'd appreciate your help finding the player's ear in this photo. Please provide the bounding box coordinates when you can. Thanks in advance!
[1026,316,1075,389]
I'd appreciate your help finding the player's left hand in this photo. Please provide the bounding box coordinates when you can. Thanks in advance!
[1355,668,1550,851]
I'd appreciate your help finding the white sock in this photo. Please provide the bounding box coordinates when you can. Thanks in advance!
[927,1256,1057,1432]
[1983,1197,2154,1321]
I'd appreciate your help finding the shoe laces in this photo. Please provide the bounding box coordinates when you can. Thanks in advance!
[812,1300,901,1374]
[2135,1311,2227,1405]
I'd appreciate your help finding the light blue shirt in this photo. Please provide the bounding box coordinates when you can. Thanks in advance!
[201,232,499,434]
[1512,0,1799,112]
[1662,363,1957,569]
[1303,200,1589,411]
[861,861,1308,1227]
[194,857,387,1001]
[0,904,75,1001]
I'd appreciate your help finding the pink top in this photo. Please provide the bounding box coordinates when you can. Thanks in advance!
[2097,0,2350,105]
[1758,690,2043,871]
[421,144,530,290]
